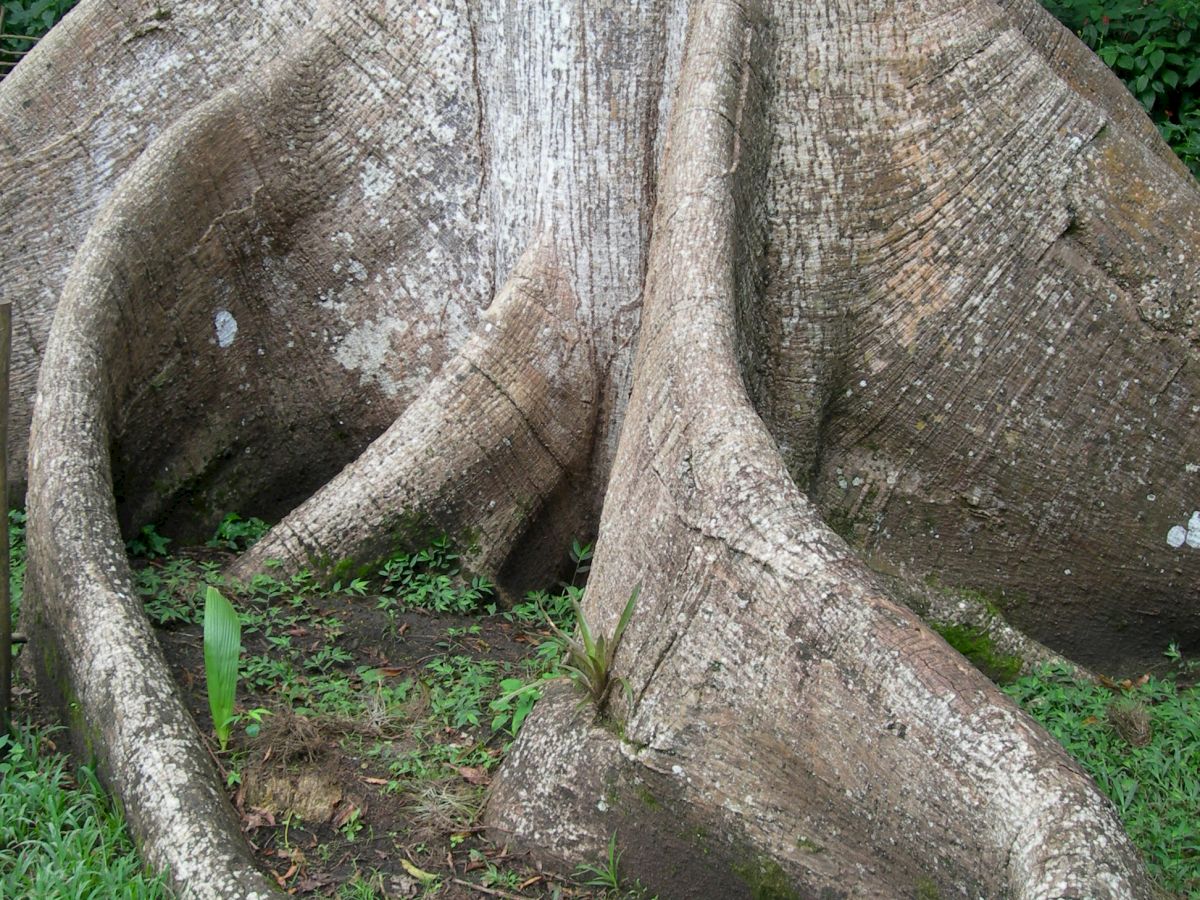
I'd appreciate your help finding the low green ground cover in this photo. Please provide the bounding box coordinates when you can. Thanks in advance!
[0,726,170,898]
[3,506,167,896]
[1004,661,1200,895]
[2,501,1200,897]
[4,506,1200,895]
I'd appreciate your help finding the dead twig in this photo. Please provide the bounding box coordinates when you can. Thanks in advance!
[451,877,534,899]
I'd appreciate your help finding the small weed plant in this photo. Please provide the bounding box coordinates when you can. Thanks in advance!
[377,536,495,619]
[126,523,171,559]
[545,584,640,707]
[574,832,628,893]
[1004,659,1200,894]
[207,512,269,552]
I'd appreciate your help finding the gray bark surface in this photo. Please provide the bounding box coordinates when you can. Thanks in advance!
[4,0,1196,896]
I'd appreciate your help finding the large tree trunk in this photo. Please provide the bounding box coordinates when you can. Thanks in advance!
[4,0,1196,896]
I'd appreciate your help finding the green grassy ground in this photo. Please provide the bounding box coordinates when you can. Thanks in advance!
[3,509,172,897]
[0,726,171,898]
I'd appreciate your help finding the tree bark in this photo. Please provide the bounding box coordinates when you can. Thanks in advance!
[5,0,1197,896]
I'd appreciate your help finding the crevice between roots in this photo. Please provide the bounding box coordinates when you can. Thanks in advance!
[229,237,598,594]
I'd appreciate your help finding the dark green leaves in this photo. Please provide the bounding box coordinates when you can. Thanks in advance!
[1043,0,1200,174]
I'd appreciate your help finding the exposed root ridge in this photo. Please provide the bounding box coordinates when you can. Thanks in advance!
[231,238,596,587]
[487,1,1151,896]
[883,572,1092,679]
[24,90,285,900]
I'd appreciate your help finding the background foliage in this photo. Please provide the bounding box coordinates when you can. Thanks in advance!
[0,0,76,77]
[1041,0,1200,174]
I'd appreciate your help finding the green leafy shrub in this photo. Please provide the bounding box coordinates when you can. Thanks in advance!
[207,513,269,552]
[1005,663,1200,894]
[8,508,25,619]
[126,523,171,560]
[1042,0,1200,173]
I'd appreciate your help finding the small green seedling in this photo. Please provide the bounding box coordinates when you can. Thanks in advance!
[489,674,557,736]
[545,584,640,707]
[574,832,623,891]
[206,513,269,552]
[203,586,241,751]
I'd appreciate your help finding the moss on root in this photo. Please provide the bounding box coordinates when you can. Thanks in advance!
[931,622,1023,684]
[731,856,801,900]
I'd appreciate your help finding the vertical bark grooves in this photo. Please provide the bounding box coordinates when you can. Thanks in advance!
[488,1,1151,896]
[230,238,597,588]
[470,0,684,515]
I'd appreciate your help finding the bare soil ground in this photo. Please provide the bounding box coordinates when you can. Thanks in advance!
[132,544,626,899]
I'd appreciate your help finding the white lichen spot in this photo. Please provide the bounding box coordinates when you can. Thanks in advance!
[332,319,402,396]
[360,157,397,206]
[1188,512,1200,548]
[1168,526,1188,548]
[214,310,238,348]
[346,259,368,282]
[1187,463,1199,474]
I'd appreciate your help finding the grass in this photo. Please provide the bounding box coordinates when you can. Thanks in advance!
[0,727,170,897]
[122,520,587,891]
[1005,662,1200,895]
[8,507,1200,895]
[3,509,172,894]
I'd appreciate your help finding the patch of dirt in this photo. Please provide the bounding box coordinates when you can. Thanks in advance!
[151,561,600,899]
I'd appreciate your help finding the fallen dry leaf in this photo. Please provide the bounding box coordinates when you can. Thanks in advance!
[272,861,298,887]
[452,765,491,785]
[400,859,438,884]
[331,800,360,828]
[294,872,336,893]
[242,807,276,830]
